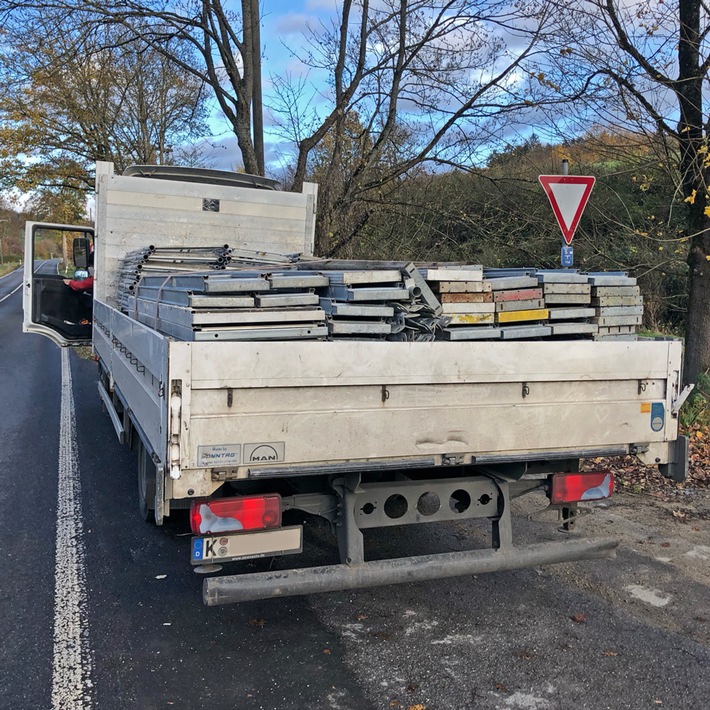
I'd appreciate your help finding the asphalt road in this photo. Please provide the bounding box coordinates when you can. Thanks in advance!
[1,268,709,710]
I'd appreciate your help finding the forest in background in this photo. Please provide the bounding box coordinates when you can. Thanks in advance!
[0,131,688,334]
[0,128,689,335]
[312,128,687,335]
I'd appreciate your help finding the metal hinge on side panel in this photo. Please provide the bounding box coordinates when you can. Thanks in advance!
[169,381,182,480]
[442,454,466,466]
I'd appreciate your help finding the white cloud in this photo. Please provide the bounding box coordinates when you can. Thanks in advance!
[305,0,341,10]
[273,13,317,36]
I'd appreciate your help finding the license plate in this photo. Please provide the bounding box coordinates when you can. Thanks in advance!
[191,526,303,564]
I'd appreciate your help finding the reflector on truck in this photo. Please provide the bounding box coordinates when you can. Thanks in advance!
[550,471,614,504]
[190,495,281,534]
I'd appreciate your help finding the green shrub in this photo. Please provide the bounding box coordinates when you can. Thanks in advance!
[680,371,710,428]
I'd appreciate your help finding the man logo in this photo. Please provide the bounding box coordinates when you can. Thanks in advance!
[249,445,280,462]
[245,442,285,463]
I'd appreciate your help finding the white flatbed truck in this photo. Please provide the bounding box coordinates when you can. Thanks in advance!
[23,162,691,605]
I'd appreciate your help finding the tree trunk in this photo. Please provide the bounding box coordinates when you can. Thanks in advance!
[684,228,710,385]
[677,0,709,385]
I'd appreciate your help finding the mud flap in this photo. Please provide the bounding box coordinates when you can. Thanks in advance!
[659,435,689,482]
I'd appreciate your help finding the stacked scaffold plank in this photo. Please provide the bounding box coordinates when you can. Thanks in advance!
[117,245,299,312]
[311,261,445,340]
[318,268,408,337]
[486,270,550,340]
[118,254,443,342]
[420,265,499,341]
[116,249,644,342]
[124,270,329,341]
[589,273,641,340]
[536,270,598,338]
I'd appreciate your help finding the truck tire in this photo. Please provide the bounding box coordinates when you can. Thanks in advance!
[137,439,156,523]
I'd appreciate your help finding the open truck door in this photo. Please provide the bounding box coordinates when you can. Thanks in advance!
[23,222,95,347]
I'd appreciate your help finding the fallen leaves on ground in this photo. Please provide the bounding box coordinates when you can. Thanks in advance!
[687,423,710,487]
[580,423,710,497]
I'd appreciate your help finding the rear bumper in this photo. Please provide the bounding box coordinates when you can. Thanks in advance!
[203,536,619,605]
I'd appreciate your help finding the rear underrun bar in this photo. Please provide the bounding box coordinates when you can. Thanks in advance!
[202,536,619,606]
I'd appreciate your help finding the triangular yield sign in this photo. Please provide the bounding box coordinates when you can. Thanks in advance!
[539,175,595,245]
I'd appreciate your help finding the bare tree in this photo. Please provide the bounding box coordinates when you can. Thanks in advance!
[538,0,710,384]
[0,7,208,191]
[0,0,263,175]
[270,0,552,254]
[1,0,553,254]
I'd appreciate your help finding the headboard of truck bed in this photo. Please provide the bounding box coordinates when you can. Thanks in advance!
[94,161,318,306]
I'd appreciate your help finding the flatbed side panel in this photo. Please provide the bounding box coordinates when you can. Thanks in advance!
[186,340,681,387]
[94,300,168,462]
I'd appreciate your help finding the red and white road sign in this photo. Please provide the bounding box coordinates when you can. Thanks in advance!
[538,175,595,245]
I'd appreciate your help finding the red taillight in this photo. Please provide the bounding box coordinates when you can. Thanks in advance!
[190,494,281,534]
[550,471,614,504]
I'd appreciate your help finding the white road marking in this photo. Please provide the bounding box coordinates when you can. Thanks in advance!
[430,633,482,645]
[0,283,21,303]
[502,691,552,709]
[52,348,94,709]
[404,619,439,635]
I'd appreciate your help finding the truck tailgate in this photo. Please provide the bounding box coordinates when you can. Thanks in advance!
[170,339,682,477]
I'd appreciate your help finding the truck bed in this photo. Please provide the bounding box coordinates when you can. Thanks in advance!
[95,298,682,502]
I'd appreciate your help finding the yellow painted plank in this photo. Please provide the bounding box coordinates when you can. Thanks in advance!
[497,309,549,323]
[448,313,495,325]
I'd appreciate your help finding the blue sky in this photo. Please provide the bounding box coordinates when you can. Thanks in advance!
[203,0,339,174]
[200,0,612,178]
[200,0,554,177]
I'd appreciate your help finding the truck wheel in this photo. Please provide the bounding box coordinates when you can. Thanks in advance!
[137,439,156,523]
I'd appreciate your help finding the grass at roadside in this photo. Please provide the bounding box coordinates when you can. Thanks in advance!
[0,261,21,278]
